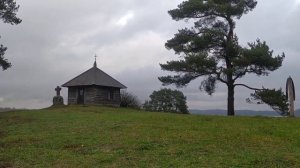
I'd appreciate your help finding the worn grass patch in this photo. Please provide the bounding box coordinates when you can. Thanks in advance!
[1,106,300,167]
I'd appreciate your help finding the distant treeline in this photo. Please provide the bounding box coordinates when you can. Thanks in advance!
[0,107,17,112]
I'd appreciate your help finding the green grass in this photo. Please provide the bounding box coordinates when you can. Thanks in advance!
[1,106,300,167]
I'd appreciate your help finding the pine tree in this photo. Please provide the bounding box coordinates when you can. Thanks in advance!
[159,0,285,116]
[0,0,22,70]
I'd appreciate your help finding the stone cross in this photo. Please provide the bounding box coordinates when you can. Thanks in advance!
[286,76,295,117]
[55,86,61,96]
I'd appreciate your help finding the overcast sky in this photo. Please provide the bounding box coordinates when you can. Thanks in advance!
[0,0,299,110]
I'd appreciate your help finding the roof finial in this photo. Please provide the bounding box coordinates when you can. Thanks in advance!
[94,54,97,67]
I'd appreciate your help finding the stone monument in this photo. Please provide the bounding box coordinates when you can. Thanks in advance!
[286,76,295,117]
[53,86,64,106]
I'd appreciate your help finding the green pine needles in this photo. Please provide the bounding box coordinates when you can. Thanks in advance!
[0,0,22,70]
[159,0,286,115]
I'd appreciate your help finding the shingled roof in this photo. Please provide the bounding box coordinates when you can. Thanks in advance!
[62,62,127,89]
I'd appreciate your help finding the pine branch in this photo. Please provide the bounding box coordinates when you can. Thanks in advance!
[234,83,264,91]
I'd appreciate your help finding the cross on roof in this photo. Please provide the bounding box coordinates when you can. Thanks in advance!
[95,54,98,62]
[94,54,98,67]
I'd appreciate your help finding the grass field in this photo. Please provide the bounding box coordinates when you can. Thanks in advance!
[1,106,300,167]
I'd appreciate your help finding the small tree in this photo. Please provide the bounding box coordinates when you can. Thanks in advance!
[143,88,189,114]
[0,0,22,70]
[120,90,141,109]
[159,0,285,116]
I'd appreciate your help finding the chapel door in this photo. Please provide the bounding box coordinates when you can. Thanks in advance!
[77,88,85,104]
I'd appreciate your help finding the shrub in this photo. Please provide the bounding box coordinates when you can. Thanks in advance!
[143,88,189,114]
[120,90,141,109]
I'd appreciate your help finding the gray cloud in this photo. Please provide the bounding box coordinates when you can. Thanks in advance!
[0,0,299,111]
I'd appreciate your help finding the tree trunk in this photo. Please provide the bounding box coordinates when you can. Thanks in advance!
[226,18,235,116]
[227,84,235,116]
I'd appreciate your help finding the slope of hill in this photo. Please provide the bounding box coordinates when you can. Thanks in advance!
[190,109,300,117]
[1,106,300,167]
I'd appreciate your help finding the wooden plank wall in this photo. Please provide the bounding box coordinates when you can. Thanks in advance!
[67,86,121,106]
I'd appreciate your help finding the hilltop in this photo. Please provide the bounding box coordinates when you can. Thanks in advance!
[1,106,300,167]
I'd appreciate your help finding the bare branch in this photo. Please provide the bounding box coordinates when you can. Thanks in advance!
[216,75,228,84]
[233,67,248,81]
[234,83,264,91]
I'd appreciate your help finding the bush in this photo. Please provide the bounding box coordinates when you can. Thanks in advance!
[120,90,141,109]
[143,88,189,114]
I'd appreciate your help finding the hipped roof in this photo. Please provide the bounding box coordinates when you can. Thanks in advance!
[62,62,127,89]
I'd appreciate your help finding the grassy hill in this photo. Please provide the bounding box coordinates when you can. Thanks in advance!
[1,106,300,167]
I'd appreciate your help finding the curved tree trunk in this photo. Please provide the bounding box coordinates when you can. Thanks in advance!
[227,84,235,116]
